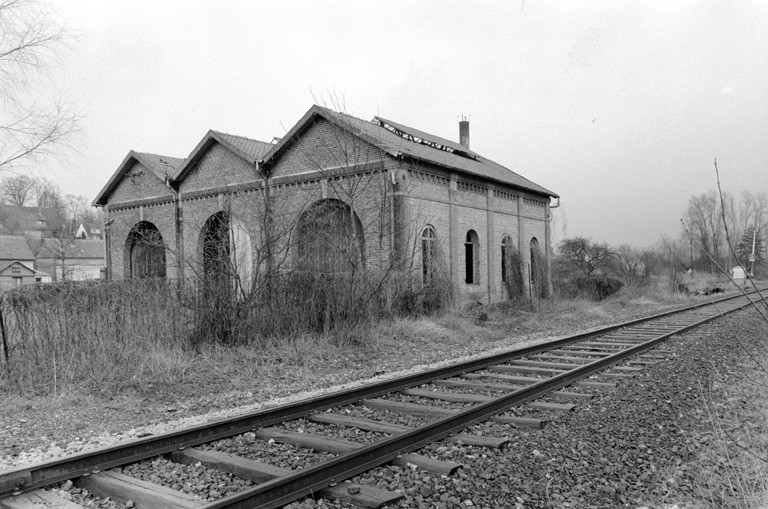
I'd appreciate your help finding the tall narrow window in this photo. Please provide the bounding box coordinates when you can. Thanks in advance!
[501,234,512,283]
[421,226,437,283]
[530,237,540,284]
[465,230,479,285]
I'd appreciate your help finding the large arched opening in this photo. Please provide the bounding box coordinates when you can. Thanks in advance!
[295,199,364,273]
[125,221,166,278]
[199,211,254,296]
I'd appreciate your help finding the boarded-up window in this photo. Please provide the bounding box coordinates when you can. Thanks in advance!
[530,237,540,284]
[501,234,512,283]
[422,225,437,283]
[126,221,166,278]
[297,199,364,273]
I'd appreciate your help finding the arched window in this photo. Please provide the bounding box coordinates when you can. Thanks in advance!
[465,230,480,285]
[125,221,166,278]
[200,212,254,295]
[421,225,437,283]
[530,237,540,284]
[501,234,512,283]
[296,199,364,273]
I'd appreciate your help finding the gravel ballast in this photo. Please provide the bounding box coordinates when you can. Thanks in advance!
[297,309,767,508]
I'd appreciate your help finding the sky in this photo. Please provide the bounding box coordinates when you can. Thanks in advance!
[35,0,768,247]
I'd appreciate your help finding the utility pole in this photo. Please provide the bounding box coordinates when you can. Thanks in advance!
[689,235,693,280]
[749,228,756,277]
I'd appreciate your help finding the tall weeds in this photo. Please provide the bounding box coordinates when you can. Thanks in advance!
[0,271,452,395]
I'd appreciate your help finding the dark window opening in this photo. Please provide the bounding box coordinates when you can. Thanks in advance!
[465,230,479,285]
[202,212,231,287]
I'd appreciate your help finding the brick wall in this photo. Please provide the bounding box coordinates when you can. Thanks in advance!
[106,200,177,279]
[271,118,385,179]
[393,160,550,305]
[179,143,261,194]
[100,120,553,307]
[109,161,173,203]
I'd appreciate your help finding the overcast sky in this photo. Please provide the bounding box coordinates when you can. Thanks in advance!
[44,0,768,247]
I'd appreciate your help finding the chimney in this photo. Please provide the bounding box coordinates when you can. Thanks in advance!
[459,115,470,149]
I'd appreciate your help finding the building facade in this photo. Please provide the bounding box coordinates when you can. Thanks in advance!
[94,106,558,305]
[0,235,49,293]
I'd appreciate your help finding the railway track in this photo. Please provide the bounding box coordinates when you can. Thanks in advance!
[1,290,764,509]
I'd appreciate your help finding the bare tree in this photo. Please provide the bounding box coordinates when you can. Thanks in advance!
[0,174,34,205]
[657,234,686,292]
[557,237,615,277]
[0,0,79,173]
[684,191,726,272]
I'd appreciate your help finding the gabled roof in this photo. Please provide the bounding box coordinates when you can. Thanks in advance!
[172,130,274,182]
[0,260,36,274]
[260,105,558,198]
[93,150,184,206]
[0,206,60,234]
[0,235,34,261]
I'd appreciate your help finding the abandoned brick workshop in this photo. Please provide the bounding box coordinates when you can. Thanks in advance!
[93,105,559,305]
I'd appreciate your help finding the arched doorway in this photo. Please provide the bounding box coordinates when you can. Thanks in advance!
[125,221,166,278]
[200,212,254,296]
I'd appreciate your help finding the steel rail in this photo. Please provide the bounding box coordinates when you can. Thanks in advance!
[0,290,758,497]
[198,293,757,509]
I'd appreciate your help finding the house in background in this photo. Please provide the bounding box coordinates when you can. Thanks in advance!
[0,235,50,292]
[37,238,106,281]
[74,222,104,240]
[0,205,61,238]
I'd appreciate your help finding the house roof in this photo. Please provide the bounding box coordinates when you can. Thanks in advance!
[172,130,274,183]
[0,206,60,234]
[260,105,558,198]
[92,150,184,206]
[38,239,105,260]
[0,260,35,274]
[76,222,102,235]
[0,235,34,261]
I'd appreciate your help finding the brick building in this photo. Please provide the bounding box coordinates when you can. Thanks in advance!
[93,105,558,305]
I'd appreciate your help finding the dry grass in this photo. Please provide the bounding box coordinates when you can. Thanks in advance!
[0,277,736,405]
[689,358,768,508]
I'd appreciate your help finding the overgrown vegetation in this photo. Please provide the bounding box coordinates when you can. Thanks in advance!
[0,277,707,400]
[0,270,453,395]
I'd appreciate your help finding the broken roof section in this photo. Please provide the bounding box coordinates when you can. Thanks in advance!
[261,105,557,198]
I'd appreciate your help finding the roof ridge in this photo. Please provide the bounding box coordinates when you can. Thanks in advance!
[135,151,185,161]
[212,130,274,145]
